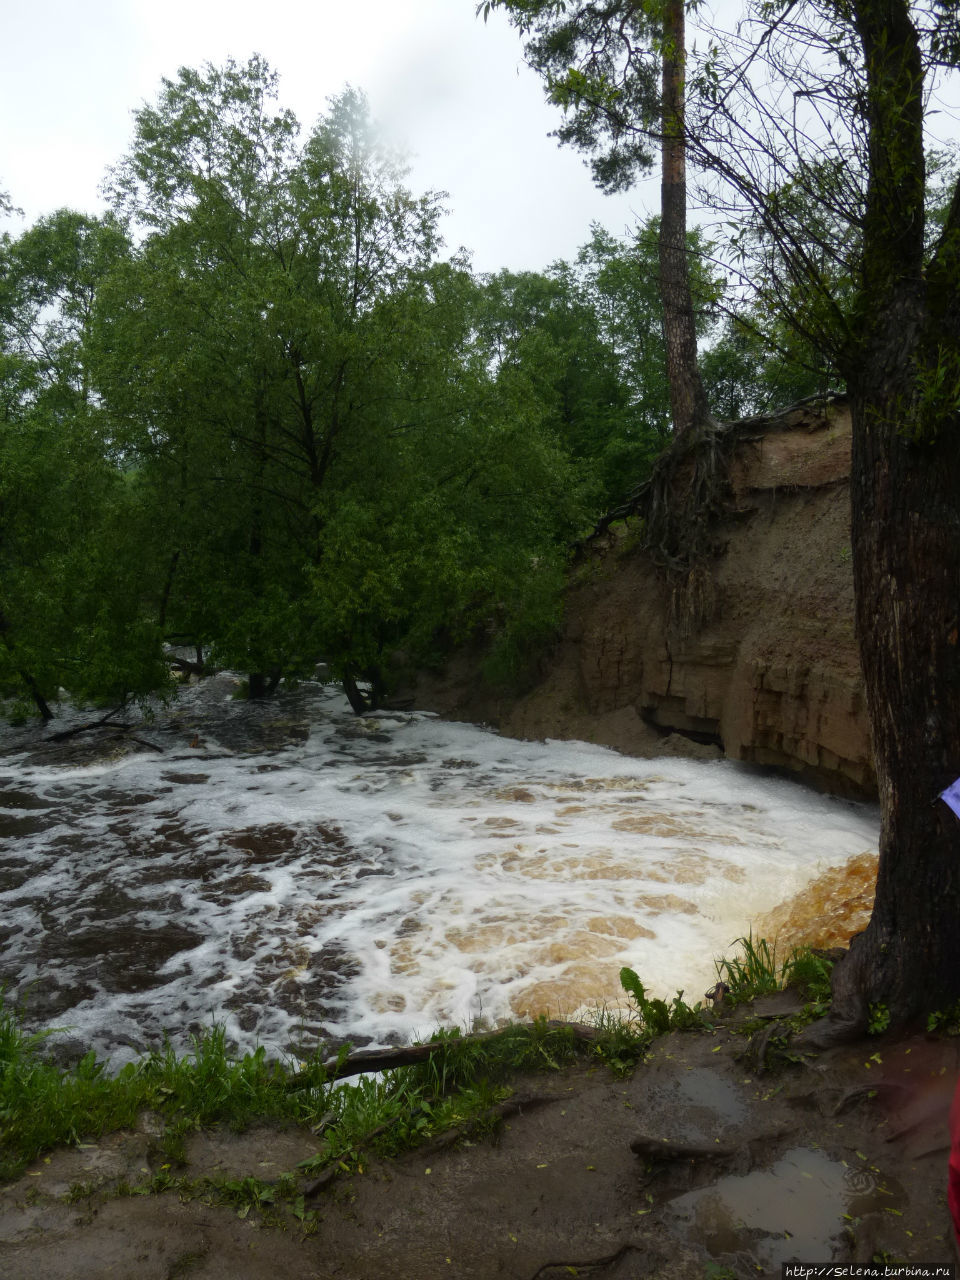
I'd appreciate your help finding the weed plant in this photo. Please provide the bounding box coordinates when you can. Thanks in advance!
[0,1004,331,1182]
[618,968,706,1036]
[716,932,835,1007]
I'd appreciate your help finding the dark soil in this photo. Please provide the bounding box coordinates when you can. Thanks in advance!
[3,1002,957,1280]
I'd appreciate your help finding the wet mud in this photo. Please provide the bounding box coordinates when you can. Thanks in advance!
[1,1020,956,1279]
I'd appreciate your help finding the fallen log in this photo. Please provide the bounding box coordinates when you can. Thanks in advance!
[46,706,126,742]
[286,1021,602,1090]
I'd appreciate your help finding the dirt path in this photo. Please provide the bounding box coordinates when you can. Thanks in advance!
[3,1011,958,1279]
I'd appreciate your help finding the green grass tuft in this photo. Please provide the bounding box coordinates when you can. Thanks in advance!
[716,933,837,1008]
[0,1000,333,1182]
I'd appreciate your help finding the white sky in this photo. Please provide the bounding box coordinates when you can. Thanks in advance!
[0,0,657,275]
[2,2,956,276]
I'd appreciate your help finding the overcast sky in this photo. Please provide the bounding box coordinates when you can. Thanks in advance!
[0,0,661,274]
[3,2,957,276]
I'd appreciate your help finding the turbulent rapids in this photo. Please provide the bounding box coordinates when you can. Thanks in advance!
[0,676,879,1065]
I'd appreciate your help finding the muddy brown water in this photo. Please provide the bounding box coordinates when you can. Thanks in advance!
[0,678,879,1069]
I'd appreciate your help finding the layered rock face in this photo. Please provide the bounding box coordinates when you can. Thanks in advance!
[416,399,875,798]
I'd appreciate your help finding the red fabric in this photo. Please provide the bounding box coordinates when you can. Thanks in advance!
[948,1076,960,1251]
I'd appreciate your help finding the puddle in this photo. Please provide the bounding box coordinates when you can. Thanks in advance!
[675,1068,748,1125]
[666,1147,902,1268]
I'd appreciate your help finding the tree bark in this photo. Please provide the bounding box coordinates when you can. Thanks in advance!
[659,0,712,441]
[0,607,53,722]
[341,666,384,715]
[816,385,960,1041]
[14,665,53,723]
[247,668,282,699]
[342,672,369,715]
[157,549,180,631]
[801,0,960,1042]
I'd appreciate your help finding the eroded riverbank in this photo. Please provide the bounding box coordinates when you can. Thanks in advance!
[2,1012,955,1279]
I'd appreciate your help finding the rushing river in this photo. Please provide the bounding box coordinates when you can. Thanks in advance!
[0,676,879,1065]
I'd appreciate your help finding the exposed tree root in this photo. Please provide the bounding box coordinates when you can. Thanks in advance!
[794,934,870,1048]
[417,1092,559,1158]
[299,1092,560,1200]
[529,1244,645,1279]
[579,420,743,643]
[580,395,844,643]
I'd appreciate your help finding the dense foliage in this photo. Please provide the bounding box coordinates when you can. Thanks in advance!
[1,56,787,718]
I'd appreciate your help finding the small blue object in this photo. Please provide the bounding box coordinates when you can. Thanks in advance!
[940,777,960,819]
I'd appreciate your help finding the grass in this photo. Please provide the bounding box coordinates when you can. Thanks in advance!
[0,1008,333,1182]
[1,938,836,1191]
[715,932,836,1007]
[0,1002,646,1188]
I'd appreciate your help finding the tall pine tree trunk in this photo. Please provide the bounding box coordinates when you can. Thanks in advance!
[659,0,712,441]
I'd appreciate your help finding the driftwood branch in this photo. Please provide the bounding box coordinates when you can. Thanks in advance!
[46,707,127,742]
[300,1092,559,1200]
[287,1021,602,1091]
[42,708,165,753]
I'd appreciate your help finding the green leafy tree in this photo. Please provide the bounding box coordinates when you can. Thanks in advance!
[93,59,589,709]
[699,313,835,420]
[0,211,168,717]
[474,263,623,502]
[698,150,960,419]
[574,220,723,488]
[473,219,723,511]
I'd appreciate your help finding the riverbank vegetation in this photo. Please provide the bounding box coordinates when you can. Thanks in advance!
[0,937,837,1192]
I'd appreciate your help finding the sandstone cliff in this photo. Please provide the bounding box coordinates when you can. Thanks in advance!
[415,399,875,799]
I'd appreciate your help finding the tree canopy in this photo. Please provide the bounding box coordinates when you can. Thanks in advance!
[6,60,669,717]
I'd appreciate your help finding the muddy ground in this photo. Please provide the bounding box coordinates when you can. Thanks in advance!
[3,999,958,1280]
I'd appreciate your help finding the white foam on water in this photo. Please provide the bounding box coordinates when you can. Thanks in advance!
[0,678,879,1064]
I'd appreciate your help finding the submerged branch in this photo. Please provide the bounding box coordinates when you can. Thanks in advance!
[44,708,165,752]
[46,706,128,742]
